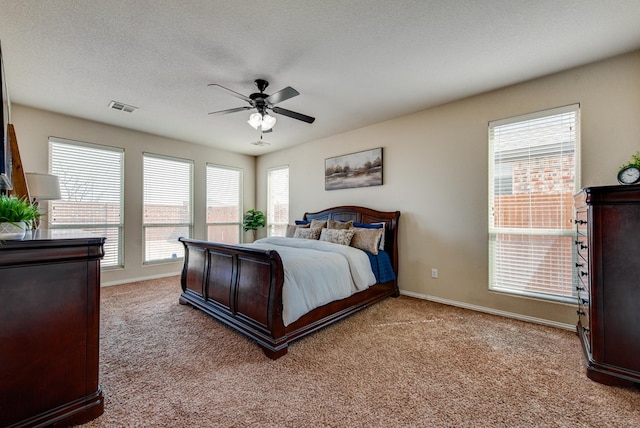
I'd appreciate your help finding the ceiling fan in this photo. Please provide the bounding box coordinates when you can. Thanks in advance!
[207,79,315,132]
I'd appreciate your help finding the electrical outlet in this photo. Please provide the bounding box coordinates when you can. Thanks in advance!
[431,268,438,279]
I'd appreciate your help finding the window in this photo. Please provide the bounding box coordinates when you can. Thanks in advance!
[488,104,579,302]
[206,164,242,244]
[267,166,289,237]
[49,138,124,268]
[143,153,193,263]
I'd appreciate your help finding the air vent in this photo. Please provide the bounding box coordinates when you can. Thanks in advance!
[109,100,138,113]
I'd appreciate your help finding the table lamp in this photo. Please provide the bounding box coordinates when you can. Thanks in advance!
[25,172,61,229]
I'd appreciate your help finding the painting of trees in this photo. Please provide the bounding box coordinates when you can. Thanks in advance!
[325,148,382,190]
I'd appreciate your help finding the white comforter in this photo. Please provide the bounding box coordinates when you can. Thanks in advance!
[247,237,376,326]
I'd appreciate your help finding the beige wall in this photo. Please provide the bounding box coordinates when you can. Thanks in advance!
[256,50,640,328]
[11,105,256,285]
[10,50,639,325]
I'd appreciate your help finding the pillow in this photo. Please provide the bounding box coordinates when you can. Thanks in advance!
[294,220,310,225]
[293,227,321,240]
[286,223,310,238]
[351,227,384,255]
[327,219,353,230]
[319,227,356,246]
[353,222,386,250]
[353,222,383,229]
[310,219,327,229]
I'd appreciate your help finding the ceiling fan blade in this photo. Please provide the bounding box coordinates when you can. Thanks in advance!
[271,106,315,124]
[208,106,251,115]
[208,83,253,103]
[266,86,299,105]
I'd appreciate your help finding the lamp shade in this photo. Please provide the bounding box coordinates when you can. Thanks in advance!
[247,112,277,131]
[247,113,262,130]
[26,173,61,200]
[261,114,276,131]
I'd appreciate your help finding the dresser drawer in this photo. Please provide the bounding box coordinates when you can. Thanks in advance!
[575,237,589,261]
[575,209,588,234]
[575,234,590,354]
[577,293,589,310]
[575,262,589,286]
[578,318,591,353]
[577,308,590,338]
[576,273,589,296]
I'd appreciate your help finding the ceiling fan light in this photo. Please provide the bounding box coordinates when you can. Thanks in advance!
[261,114,276,131]
[247,113,262,129]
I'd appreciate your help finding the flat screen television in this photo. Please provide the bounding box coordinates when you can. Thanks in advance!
[0,40,12,191]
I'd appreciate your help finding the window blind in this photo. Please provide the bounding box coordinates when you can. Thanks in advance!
[206,164,241,244]
[49,138,124,268]
[143,153,193,263]
[488,104,579,301]
[267,166,289,237]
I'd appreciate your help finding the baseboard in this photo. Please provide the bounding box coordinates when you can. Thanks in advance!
[399,290,575,331]
[101,272,181,287]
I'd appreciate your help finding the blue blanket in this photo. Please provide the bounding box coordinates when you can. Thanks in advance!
[366,250,396,283]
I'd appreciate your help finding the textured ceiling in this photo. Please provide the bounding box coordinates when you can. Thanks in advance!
[1,1,640,155]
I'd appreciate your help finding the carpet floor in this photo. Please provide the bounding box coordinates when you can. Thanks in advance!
[79,276,639,427]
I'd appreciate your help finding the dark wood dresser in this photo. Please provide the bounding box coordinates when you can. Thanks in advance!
[0,231,106,427]
[574,185,640,386]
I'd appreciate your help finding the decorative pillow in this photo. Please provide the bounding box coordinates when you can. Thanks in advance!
[353,221,386,250]
[310,219,327,229]
[353,222,383,229]
[327,219,354,230]
[351,227,384,255]
[319,227,356,246]
[286,223,310,238]
[293,227,321,240]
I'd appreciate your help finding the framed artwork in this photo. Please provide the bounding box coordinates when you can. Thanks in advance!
[325,147,382,190]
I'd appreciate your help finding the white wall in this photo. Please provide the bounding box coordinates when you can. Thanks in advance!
[11,106,256,285]
[256,50,640,326]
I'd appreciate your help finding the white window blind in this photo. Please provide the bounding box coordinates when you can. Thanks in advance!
[143,153,193,263]
[206,164,241,244]
[49,138,124,268]
[488,104,579,302]
[267,166,289,237]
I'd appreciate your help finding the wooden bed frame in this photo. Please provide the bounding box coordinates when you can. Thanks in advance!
[178,206,400,359]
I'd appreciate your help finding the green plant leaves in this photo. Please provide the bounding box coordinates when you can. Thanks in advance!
[243,209,265,232]
[0,195,40,227]
[621,151,640,169]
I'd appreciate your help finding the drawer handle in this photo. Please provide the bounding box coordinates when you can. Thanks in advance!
[575,262,584,268]
[582,326,590,334]
[579,298,589,305]
[574,240,588,249]
[574,219,587,225]
[580,271,588,277]
[577,310,586,316]
[575,286,585,291]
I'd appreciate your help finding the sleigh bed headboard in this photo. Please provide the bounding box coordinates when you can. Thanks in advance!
[303,205,400,279]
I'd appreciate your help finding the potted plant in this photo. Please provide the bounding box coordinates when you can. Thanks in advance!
[243,209,265,242]
[0,195,40,240]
